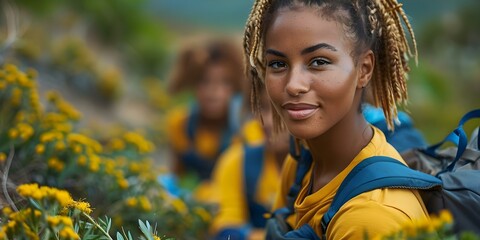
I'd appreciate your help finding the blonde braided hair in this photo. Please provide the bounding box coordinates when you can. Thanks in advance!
[243,0,418,131]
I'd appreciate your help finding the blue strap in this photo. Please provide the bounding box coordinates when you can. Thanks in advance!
[286,148,312,214]
[215,226,251,240]
[244,144,268,227]
[427,109,480,174]
[186,103,200,141]
[320,156,442,232]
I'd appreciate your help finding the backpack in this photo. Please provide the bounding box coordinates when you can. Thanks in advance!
[265,109,480,239]
[402,109,480,234]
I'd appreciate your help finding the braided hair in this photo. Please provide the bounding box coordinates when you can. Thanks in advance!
[244,0,417,132]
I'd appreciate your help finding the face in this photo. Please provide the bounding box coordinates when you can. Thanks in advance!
[264,6,371,140]
[195,64,235,120]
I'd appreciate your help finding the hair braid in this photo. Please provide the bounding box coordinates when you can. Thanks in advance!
[243,0,281,130]
[367,0,416,129]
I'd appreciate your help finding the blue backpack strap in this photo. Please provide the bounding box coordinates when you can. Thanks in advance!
[271,138,312,221]
[285,147,312,214]
[243,144,269,228]
[426,109,480,174]
[186,103,199,141]
[320,156,442,235]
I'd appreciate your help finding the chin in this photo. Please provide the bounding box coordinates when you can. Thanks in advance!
[285,123,323,140]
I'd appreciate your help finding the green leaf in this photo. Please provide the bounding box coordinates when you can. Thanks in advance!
[138,220,154,240]
[116,233,125,240]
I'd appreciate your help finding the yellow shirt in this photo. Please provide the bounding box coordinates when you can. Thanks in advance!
[272,126,429,239]
[211,120,281,234]
[166,107,220,158]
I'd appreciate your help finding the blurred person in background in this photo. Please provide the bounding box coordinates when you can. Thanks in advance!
[165,38,244,202]
[211,83,290,240]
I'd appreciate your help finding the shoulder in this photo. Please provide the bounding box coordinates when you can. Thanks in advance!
[327,188,428,239]
[216,143,245,173]
[166,106,189,130]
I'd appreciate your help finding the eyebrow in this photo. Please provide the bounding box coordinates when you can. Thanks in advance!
[266,43,337,58]
[301,43,337,55]
[265,49,287,58]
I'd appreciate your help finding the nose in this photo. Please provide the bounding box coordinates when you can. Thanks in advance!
[285,66,310,97]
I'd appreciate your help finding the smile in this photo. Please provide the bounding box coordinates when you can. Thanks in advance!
[282,103,319,120]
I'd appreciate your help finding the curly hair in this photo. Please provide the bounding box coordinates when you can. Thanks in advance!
[168,38,244,94]
[244,0,417,132]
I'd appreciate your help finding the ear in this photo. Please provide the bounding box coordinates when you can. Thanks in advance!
[356,50,375,89]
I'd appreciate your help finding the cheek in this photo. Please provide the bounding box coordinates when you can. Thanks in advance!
[314,69,357,103]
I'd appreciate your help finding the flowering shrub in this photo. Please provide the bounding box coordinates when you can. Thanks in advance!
[372,210,480,240]
[0,64,212,239]
[0,183,166,240]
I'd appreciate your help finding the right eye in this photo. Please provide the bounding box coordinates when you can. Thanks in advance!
[267,61,287,70]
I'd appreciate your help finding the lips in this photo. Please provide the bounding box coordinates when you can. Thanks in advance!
[282,103,319,120]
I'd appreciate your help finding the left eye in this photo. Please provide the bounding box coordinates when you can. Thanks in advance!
[310,59,330,67]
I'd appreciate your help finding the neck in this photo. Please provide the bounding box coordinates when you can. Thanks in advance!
[306,110,373,191]
[199,114,228,130]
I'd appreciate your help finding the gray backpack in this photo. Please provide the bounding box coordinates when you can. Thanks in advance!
[402,109,480,234]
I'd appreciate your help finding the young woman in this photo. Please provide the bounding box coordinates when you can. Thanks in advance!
[166,38,243,201]
[243,0,427,238]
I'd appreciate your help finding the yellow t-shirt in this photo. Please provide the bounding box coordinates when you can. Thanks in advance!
[166,107,221,159]
[211,120,281,234]
[272,126,429,239]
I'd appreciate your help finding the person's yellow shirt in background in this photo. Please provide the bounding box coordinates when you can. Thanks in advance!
[272,126,429,239]
[166,106,227,203]
[211,120,281,237]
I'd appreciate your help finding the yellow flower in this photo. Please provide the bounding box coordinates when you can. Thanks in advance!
[40,131,63,143]
[194,207,211,222]
[54,190,74,207]
[5,64,18,73]
[48,157,65,172]
[67,133,102,153]
[129,162,141,173]
[123,132,155,154]
[154,236,161,240]
[59,227,80,240]
[69,201,92,214]
[125,197,137,208]
[55,141,66,151]
[139,196,152,212]
[17,123,34,140]
[117,178,129,189]
[17,183,42,199]
[0,152,7,163]
[10,87,22,106]
[77,155,87,166]
[17,73,30,87]
[2,207,12,216]
[108,138,125,151]
[72,144,83,154]
[8,128,19,139]
[0,80,6,90]
[439,209,453,224]
[35,144,45,154]
[6,220,16,229]
[171,198,188,215]
[47,216,61,226]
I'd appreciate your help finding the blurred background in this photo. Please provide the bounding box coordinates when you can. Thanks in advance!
[1,0,478,151]
[0,0,479,238]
